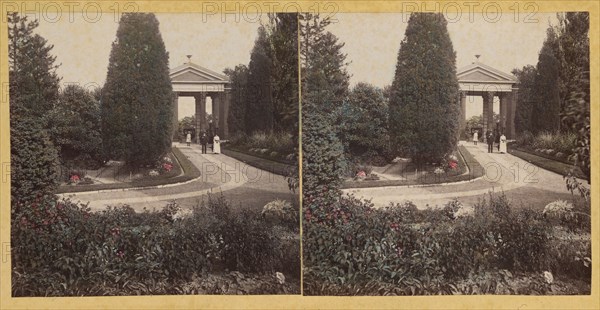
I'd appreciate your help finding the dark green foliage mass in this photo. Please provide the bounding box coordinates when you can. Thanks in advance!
[340,83,389,158]
[389,13,460,164]
[101,13,173,165]
[8,13,61,203]
[532,28,561,133]
[245,26,274,134]
[49,85,104,168]
[512,65,537,135]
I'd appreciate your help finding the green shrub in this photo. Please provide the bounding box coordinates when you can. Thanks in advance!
[11,194,298,296]
[303,193,572,296]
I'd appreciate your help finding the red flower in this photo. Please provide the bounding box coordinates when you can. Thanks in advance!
[70,175,80,182]
[448,161,458,170]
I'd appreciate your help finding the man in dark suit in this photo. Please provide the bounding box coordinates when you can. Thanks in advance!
[200,133,208,154]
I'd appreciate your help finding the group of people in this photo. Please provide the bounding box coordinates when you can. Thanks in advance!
[473,129,506,154]
[185,131,220,154]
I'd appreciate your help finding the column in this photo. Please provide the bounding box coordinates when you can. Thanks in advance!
[482,91,494,142]
[211,92,220,135]
[508,87,519,139]
[194,93,206,144]
[459,91,467,139]
[172,92,179,142]
[499,93,508,134]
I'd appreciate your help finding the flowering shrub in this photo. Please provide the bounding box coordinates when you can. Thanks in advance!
[434,167,445,174]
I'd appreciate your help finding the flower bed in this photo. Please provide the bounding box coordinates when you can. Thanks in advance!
[55,147,201,194]
[342,145,483,188]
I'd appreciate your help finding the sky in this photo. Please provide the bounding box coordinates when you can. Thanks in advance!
[36,13,267,118]
[327,12,558,118]
[35,11,559,120]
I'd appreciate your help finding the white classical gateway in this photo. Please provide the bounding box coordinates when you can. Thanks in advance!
[457,61,519,140]
[170,58,231,142]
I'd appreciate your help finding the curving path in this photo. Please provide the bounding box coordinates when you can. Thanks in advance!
[343,141,588,210]
[61,143,294,212]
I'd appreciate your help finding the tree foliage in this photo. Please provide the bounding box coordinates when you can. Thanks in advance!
[512,65,537,134]
[8,13,61,203]
[49,85,103,168]
[341,83,389,157]
[269,13,299,134]
[224,65,250,135]
[101,13,173,165]
[389,13,460,164]
[532,28,561,133]
[299,13,349,204]
[245,25,274,134]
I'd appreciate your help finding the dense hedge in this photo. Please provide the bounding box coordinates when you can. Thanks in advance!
[303,193,590,295]
[12,194,299,296]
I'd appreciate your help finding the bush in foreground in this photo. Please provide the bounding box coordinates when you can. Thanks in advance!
[303,193,590,295]
[11,194,299,296]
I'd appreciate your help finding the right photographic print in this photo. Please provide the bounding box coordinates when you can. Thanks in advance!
[301,11,591,295]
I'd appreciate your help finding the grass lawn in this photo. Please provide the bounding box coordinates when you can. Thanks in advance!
[508,147,586,179]
[221,147,295,176]
[342,145,484,189]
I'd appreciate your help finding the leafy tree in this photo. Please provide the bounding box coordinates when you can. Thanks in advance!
[8,13,60,122]
[554,12,589,115]
[299,13,350,207]
[8,13,61,203]
[389,13,460,164]
[300,13,350,113]
[101,13,173,165]
[49,85,103,168]
[341,83,389,157]
[177,115,196,141]
[224,65,250,135]
[268,13,299,134]
[532,28,561,133]
[512,65,537,134]
[245,25,274,134]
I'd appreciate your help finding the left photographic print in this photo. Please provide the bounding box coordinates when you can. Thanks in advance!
[7,11,300,296]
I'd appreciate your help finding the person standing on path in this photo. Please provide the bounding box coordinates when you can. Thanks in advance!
[213,134,221,154]
[473,130,478,145]
[200,133,208,154]
[495,129,501,152]
[499,133,507,154]
[186,132,191,147]
[486,130,494,153]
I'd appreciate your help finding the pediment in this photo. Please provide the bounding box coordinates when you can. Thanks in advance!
[170,62,229,83]
[457,62,516,83]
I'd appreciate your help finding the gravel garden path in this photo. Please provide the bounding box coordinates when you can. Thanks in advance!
[61,143,293,212]
[343,141,588,210]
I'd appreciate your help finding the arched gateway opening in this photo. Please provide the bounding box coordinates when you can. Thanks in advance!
[170,58,230,143]
[458,61,518,141]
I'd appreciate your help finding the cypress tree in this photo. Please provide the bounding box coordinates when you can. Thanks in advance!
[102,13,173,165]
[532,28,561,133]
[245,26,274,134]
[512,65,537,134]
[269,13,299,134]
[389,13,460,164]
[224,64,250,135]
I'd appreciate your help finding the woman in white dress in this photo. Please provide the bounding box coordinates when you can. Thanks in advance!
[473,130,478,145]
[213,135,221,154]
[499,133,507,153]
[185,132,191,146]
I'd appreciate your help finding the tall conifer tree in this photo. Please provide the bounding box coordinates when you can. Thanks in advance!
[389,13,460,164]
[102,13,173,165]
